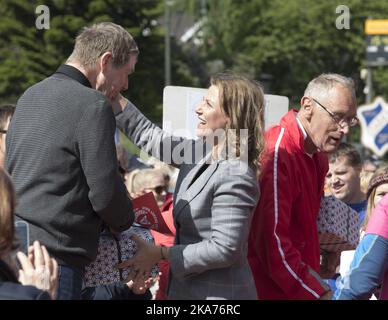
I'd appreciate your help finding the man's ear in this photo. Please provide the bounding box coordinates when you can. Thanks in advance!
[300,96,314,121]
[99,52,113,72]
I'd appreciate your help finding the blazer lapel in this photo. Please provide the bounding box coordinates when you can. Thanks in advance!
[173,159,219,220]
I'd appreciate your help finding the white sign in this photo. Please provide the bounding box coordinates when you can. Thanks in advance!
[162,86,207,139]
[185,90,206,138]
[357,97,388,157]
[263,94,289,130]
[163,86,289,138]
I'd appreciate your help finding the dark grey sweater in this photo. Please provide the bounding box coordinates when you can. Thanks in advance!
[5,66,134,268]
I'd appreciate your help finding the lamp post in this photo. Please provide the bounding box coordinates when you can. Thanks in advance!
[366,67,373,104]
[164,0,172,86]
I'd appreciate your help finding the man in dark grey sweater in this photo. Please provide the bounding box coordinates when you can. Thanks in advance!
[5,22,138,299]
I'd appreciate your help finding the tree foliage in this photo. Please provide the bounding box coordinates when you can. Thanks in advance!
[175,0,388,147]
[2,0,388,131]
[0,0,196,122]
[194,0,388,105]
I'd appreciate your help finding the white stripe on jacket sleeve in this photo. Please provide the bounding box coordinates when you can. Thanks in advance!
[272,127,321,299]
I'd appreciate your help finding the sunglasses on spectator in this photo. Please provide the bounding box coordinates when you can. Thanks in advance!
[0,129,7,134]
[146,185,167,195]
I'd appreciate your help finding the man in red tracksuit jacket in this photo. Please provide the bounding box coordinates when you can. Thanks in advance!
[248,73,358,300]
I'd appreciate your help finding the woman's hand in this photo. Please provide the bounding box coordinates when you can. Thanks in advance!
[17,241,58,300]
[110,94,128,115]
[117,235,161,283]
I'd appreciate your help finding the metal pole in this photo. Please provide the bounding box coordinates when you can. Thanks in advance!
[366,67,373,104]
[164,0,171,86]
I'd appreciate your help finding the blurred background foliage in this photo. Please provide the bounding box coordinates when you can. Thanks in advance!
[1,0,388,157]
[0,0,195,123]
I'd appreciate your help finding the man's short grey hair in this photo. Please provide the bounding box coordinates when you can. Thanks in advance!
[67,22,138,68]
[304,73,356,100]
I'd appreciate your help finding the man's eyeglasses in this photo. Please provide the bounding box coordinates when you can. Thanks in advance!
[311,98,358,128]
[0,129,7,134]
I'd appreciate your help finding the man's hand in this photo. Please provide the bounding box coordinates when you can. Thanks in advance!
[126,277,155,295]
[320,251,341,279]
[111,93,128,115]
[319,290,333,300]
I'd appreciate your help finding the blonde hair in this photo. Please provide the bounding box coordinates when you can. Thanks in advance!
[210,74,265,175]
[0,168,16,256]
[362,164,388,231]
[125,168,169,194]
[360,171,374,194]
[68,22,138,68]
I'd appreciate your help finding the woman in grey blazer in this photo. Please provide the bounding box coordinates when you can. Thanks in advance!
[116,74,265,300]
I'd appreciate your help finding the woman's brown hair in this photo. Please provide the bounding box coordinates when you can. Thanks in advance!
[210,73,265,175]
[0,168,16,256]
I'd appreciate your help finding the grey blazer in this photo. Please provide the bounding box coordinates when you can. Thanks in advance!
[116,101,259,300]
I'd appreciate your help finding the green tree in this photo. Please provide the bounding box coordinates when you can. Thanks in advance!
[199,0,388,101]
[0,0,196,122]
[180,0,388,146]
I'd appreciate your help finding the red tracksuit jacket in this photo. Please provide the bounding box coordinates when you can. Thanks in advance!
[248,110,329,299]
